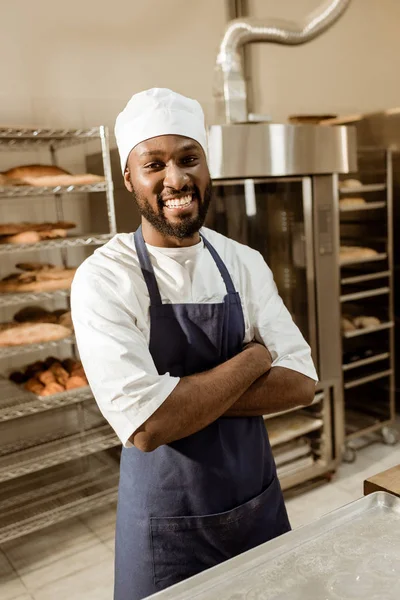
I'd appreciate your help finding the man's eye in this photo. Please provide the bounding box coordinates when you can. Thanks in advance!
[145,162,163,170]
[182,156,198,165]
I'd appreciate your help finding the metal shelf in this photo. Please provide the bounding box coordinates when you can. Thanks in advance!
[0,458,119,544]
[0,127,103,150]
[340,201,387,213]
[345,409,390,442]
[266,413,324,448]
[344,369,392,390]
[0,377,93,422]
[263,392,324,421]
[0,288,70,309]
[340,252,387,266]
[339,183,386,194]
[0,424,120,483]
[341,271,390,285]
[279,460,331,492]
[340,287,390,303]
[0,335,75,359]
[343,352,390,372]
[0,182,107,198]
[343,321,394,339]
[0,233,113,255]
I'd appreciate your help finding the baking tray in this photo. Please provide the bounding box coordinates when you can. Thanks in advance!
[146,492,400,599]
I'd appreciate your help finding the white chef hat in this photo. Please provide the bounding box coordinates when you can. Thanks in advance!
[115,88,208,173]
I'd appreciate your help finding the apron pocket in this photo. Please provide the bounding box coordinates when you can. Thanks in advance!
[150,475,290,587]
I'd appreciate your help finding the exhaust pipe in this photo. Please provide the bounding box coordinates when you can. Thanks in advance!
[215,0,351,123]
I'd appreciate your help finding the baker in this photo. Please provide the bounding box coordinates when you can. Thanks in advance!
[71,88,318,600]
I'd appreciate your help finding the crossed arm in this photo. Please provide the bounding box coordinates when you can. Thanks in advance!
[131,343,315,452]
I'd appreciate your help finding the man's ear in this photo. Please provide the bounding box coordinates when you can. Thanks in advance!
[123,168,133,193]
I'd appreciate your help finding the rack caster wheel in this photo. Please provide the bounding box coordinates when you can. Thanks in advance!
[342,445,356,464]
[381,426,399,446]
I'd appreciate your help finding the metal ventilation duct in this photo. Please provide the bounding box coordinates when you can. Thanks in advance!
[215,0,351,123]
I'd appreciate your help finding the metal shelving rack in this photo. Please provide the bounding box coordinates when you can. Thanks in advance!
[264,381,336,491]
[338,148,398,462]
[0,127,120,542]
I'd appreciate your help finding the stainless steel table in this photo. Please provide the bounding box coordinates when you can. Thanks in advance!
[146,492,400,599]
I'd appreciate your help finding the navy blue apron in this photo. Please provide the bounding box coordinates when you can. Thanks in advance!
[114,226,290,600]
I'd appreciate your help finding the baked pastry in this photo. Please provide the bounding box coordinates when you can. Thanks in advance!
[0,164,104,187]
[342,317,356,332]
[340,246,378,263]
[9,371,27,385]
[0,265,76,293]
[43,356,58,369]
[25,361,45,379]
[24,378,45,395]
[13,306,56,323]
[66,375,88,390]
[339,197,366,208]
[10,356,88,397]
[0,231,42,244]
[37,369,57,386]
[40,382,65,396]
[49,362,69,386]
[0,165,69,185]
[58,311,72,329]
[16,262,56,272]
[62,358,80,374]
[353,316,381,329]
[341,178,362,189]
[0,221,75,236]
[0,322,72,347]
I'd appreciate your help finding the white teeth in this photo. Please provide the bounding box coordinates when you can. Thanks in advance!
[164,194,192,208]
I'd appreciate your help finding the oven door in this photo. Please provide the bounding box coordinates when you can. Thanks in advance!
[208,177,317,362]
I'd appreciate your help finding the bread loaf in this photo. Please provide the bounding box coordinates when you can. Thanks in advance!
[341,178,362,189]
[0,322,72,347]
[339,197,366,208]
[0,221,75,236]
[342,317,356,332]
[0,267,76,293]
[13,306,54,323]
[16,262,56,272]
[353,316,381,329]
[340,246,378,263]
[0,164,104,187]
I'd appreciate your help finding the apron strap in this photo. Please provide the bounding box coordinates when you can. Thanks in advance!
[201,233,236,295]
[133,226,237,304]
[134,226,163,306]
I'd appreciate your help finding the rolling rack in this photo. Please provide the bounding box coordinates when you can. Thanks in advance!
[338,148,398,462]
[264,380,336,492]
[0,127,121,544]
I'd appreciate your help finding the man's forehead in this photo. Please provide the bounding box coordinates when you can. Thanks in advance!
[133,135,201,157]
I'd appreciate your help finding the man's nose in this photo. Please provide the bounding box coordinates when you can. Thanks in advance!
[163,164,189,190]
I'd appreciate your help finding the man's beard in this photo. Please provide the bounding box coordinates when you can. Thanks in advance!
[130,180,212,240]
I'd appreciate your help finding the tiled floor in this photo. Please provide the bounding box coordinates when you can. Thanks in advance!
[1,440,400,599]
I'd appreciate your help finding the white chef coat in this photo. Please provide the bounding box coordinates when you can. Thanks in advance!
[71,227,318,448]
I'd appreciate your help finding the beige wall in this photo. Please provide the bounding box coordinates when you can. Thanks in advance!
[2,1,399,131]
[247,0,400,122]
[1,0,228,132]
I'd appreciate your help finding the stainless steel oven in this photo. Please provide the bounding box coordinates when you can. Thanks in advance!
[207,122,357,487]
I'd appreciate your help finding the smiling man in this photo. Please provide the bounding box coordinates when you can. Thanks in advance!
[71,88,318,600]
